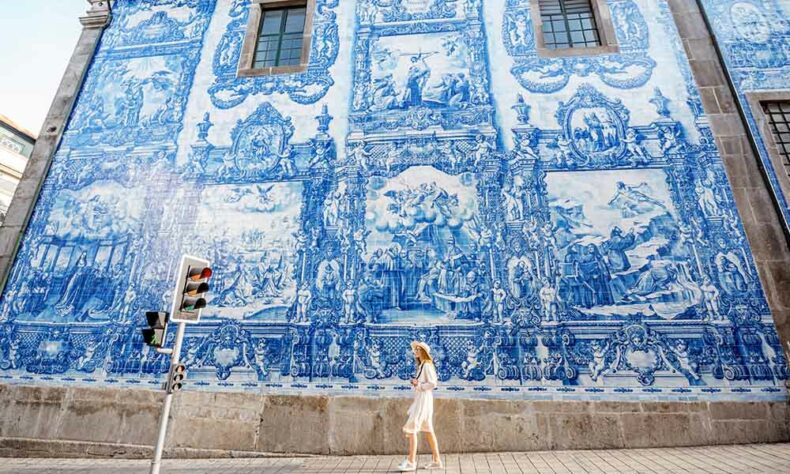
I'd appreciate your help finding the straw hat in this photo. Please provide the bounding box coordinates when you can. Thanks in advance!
[410,341,432,358]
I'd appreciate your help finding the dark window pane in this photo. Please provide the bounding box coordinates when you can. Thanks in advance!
[552,20,566,32]
[539,0,601,49]
[261,10,283,34]
[254,4,309,68]
[762,101,790,175]
[584,30,599,42]
[285,8,306,33]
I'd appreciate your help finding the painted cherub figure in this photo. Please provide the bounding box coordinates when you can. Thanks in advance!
[461,340,482,379]
[472,135,494,167]
[342,282,357,324]
[671,340,700,381]
[538,278,560,322]
[589,340,610,381]
[296,282,313,323]
[491,280,507,323]
[700,276,722,321]
[623,128,650,165]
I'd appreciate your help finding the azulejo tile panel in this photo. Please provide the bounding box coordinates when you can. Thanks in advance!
[0,0,786,401]
[698,0,790,232]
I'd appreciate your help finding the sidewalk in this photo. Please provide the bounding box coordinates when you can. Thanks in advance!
[2,443,789,473]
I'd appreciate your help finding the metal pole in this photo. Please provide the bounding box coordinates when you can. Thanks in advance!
[150,321,187,474]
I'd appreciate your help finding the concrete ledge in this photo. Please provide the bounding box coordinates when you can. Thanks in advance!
[0,384,788,457]
[0,437,311,459]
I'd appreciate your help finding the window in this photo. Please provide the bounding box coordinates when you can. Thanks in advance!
[743,92,790,208]
[530,0,618,57]
[762,101,790,170]
[238,0,316,77]
[539,0,601,49]
[254,6,306,68]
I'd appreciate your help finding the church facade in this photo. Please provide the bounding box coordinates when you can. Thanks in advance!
[0,0,788,408]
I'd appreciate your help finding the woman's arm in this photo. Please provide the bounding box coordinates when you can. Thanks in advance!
[417,363,438,392]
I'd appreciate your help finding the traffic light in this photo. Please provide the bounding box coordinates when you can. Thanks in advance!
[141,311,169,348]
[166,363,186,393]
[171,255,212,323]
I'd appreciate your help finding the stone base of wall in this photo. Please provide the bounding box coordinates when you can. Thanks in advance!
[0,384,788,458]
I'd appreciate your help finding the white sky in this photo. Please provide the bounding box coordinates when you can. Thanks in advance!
[0,0,85,136]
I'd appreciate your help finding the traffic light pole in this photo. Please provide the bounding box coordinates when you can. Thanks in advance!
[150,321,186,474]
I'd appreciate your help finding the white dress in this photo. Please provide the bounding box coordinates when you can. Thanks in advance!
[403,362,438,434]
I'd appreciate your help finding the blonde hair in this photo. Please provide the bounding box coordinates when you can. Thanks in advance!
[414,345,433,365]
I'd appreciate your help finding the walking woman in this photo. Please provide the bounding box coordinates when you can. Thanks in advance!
[398,341,443,471]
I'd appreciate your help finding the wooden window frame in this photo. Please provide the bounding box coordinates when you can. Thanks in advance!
[238,0,315,77]
[530,0,619,58]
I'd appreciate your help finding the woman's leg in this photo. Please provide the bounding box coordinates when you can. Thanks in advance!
[406,432,418,464]
[425,431,441,463]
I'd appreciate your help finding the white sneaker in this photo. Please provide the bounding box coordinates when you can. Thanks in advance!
[422,460,444,470]
[397,459,417,472]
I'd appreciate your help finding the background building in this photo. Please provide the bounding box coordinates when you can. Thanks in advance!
[0,0,788,455]
[0,114,35,224]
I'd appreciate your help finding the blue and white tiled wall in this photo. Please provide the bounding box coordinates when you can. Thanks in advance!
[0,0,786,401]
[699,0,790,232]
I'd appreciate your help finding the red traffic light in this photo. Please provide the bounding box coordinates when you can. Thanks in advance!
[171,256,212,324]
[188,267,212,281]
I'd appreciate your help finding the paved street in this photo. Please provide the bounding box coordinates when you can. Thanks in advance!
[2,443,789,473]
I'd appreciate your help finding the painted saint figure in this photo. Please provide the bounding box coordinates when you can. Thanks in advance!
[381,243,406,310]
[417,257,442,303]
[560,244,594,308]
[578,244,614,307]
[510,260,534,299]
[402,52,434,107]
[372,75,399,110]
[715,247,748,294]
[603,227,636,273]
[55,253,93,318]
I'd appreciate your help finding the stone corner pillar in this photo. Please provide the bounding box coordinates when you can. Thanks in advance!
[80,0,112,28]
[0,0,111,293]
[665,0,790,351]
